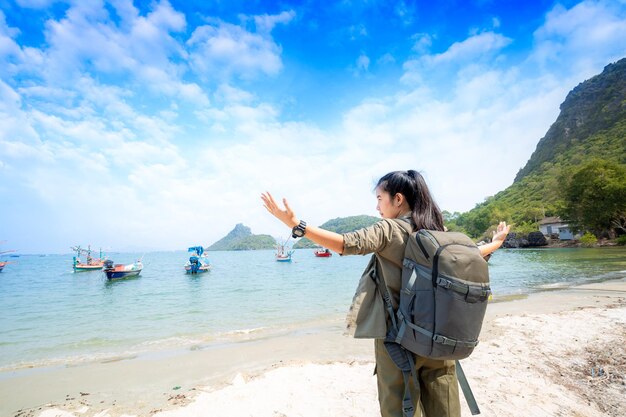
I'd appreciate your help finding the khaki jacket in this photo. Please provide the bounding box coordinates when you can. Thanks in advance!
[343,217,412,338]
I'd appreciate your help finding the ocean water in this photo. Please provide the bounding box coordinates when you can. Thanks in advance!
[0,247,625,372]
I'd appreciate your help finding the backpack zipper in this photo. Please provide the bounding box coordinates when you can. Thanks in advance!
[416,230,440,260]
[418,230,440,248]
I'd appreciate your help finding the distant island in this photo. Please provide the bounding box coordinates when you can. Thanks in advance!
[206,224,276,251]
[207,215,381,251]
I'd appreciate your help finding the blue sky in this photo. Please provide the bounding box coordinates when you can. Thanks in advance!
[1,0,625,254]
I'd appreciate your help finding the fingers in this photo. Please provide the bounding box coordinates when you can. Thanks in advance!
[261,191,279,214]
[493,221,510,237]
[283,198,292,214]
[262,191,276,207]
[261,192,292,218]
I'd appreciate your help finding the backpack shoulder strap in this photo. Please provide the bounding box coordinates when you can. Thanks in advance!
[371,254,398,330]
[389,217,414,235]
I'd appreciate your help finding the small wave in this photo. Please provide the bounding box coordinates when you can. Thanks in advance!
[223,327,268,336]
[98,354,138,364]
[535,282,572,290]
[489,293,529,303]
[136,335,205,348]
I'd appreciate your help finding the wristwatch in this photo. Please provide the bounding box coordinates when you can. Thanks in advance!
[292,220,307,238]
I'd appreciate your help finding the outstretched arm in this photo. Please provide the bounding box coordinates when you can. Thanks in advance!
[479,221,510,258]
[261,192,345,254]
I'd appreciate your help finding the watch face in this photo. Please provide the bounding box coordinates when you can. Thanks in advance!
[292,220,306,238]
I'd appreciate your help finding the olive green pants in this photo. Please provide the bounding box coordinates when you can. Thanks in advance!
[374,339,461,417]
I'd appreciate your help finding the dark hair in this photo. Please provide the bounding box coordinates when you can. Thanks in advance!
[376,170,444,231]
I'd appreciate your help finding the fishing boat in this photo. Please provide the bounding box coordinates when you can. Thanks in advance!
[185,246,211,274]
[275,239,294,262]
[71,245,105,272]
[103,259,143,280]
[314,248,332,257]
[0,243,15,272]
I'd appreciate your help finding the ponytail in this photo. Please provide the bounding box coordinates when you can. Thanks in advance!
[376,170,444,231]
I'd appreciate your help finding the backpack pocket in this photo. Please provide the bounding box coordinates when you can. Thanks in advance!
[430,275,489,360]
[397,263,489,360]
[397,264,437,356]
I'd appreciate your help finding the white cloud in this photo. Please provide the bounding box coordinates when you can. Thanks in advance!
[214,83,256,105]
[377,52,395,65]
[0,11,25,69]
[188,11,293,80]
[423,31,512,66]
[29,0,207,107]
[253,10,296,34]
[411,33,432,53]
[0,79,42,150]
[333,74,566,214]
[355,53,370,72]
[395,1,415,26]
[15,0,56,8]
[529,0,626,77]
[346,23,368,40]
[402,31,512,85]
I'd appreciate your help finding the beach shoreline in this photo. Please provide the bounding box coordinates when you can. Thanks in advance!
[4,278,626,417]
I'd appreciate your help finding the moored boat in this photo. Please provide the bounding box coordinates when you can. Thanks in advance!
[185,246,211,274]
[0,244,16,272]
[314,248,332,257]
[103,259,143,280]
[71,245,105,272]
[275,239,294,262]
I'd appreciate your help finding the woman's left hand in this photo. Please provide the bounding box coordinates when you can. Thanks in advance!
[261,192,299,228]
[492,221,510,243]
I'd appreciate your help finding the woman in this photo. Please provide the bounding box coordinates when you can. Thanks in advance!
[261,170,509,417]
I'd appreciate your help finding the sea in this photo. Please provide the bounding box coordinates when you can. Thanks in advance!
[1,247,625,373]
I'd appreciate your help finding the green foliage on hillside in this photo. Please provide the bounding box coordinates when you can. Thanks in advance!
[515,59,626,181]
[560,159,626,235]
[293,215,380,248]
[207,223,276,251]
[456,58,626,238]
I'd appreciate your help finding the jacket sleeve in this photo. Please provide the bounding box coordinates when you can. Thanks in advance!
[342,220,395,256]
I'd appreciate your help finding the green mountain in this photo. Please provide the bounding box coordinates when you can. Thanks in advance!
[453,58,626,238]
[207,223,276,251]
[293,215,380,248]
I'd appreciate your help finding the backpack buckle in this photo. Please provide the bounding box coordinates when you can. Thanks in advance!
[436,277,451,289]
[433,334,456,346]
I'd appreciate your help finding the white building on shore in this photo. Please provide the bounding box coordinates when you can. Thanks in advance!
[538,217,576,240]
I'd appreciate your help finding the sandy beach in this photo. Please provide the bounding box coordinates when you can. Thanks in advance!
[5,279,626,417]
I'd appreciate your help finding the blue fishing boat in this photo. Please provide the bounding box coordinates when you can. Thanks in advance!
[275,239,294,262]
[185,246,211,273]
[103,259,143,280]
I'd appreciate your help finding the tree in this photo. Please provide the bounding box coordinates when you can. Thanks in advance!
[559,159,626,237]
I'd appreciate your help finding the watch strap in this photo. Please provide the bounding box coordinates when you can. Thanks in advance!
[292,220,307,238]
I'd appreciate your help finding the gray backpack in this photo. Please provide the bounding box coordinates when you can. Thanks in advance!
[375,219,491,416]
[396,226,490,359]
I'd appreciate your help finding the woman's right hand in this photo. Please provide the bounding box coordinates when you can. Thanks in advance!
[261,192,299,229]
